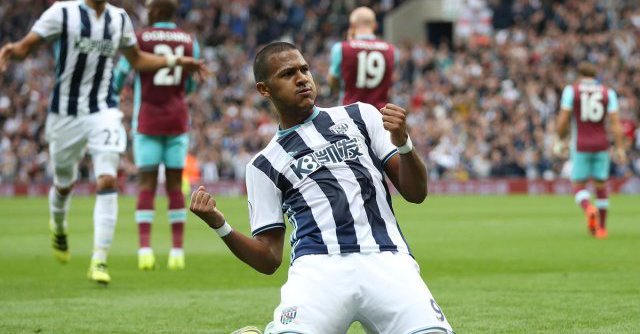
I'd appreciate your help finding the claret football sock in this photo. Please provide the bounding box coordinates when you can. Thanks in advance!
[138,222,152,248]
[168,190,186,249]
[170,221,184,249]
[136,189,155,248]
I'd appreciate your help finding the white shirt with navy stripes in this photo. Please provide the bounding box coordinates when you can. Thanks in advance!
[31,0,137,116]
[246,102,410,263]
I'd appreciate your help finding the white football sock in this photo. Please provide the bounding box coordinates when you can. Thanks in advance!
[138,247,153,255]
[49,186,71,234]
[92,191,118,263]
[170,248,184,257]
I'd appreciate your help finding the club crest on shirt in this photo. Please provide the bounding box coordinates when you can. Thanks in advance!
[289,137,364,180]
[329,122,349,134]
[280,306,297,325]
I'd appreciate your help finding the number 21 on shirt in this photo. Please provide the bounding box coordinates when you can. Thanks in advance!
[153,44,183,86]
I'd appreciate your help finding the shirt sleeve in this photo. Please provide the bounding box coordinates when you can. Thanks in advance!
[112,56,132,94]
[329,42,342,78]
[185,38,200,95]
[607,89,619,113]
[245,162,285,237]
[119,11,137,49]
[358,102,398,165]
[560,85,574,110]
[30,3,63,41]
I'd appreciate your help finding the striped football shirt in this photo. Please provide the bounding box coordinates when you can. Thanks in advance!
[31,0,137,116]
[246,102,411,263]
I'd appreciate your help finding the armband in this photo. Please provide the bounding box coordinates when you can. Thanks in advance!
[396,136,414,155]
[214,221,233,238]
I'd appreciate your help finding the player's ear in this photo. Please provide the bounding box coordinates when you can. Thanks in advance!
[256,82,270,98]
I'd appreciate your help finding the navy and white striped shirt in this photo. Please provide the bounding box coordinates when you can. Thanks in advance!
[246,102,410,263]
[31,0,137,116]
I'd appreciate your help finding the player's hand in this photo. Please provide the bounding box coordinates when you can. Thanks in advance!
[615,147,627,165]
[552,140,565,157]
[381,103,409,147]
[0,43,14,72]
[190,186,225,229]
[179,57,209,81]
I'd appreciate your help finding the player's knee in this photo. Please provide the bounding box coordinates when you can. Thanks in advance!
[96,175,118,192]
[92,152,120,180]
[53,164,78,190]
[594,180,607,189]
[137,171,159,192]
[164,168,184,191]
[55,184,74,196]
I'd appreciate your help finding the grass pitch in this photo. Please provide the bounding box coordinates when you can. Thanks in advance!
[0,195,638,333]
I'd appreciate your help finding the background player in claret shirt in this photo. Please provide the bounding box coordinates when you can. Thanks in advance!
[328,6,397,110]
[113,0,199,271]
[556,62,627,239]
[0,0,206,285]
[191,42,454,334]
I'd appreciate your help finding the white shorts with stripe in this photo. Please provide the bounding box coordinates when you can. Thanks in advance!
[45,109,126,186]
[266,252,454,334]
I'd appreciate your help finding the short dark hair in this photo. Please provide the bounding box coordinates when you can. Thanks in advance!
[253,42,298,83]
[148,0,178,21]
[578,61,597,78]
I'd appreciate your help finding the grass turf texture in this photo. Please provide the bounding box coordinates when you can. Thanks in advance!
[0,195,638,333]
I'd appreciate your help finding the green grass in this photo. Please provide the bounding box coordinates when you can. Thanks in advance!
[1,195,639,333]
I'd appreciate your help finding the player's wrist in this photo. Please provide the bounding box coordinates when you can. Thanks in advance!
[166,54,177,68]
[212,221,233,238]
[396,136,413,155]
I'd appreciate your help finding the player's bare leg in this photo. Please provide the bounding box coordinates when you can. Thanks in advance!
[166,168,186,270]
[49,183,73,263]
[136,168,158,270]
[573,181,600,236]
[593,180,609,239]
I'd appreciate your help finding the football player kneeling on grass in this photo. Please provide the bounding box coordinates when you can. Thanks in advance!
[190,42,455,334]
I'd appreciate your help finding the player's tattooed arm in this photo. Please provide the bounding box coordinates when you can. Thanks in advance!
[190,186,285,275]
[0,32,44,71]
[382,104,428,203]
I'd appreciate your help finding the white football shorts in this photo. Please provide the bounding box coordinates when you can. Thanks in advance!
[266,252,454,334]
[46,109,126,186]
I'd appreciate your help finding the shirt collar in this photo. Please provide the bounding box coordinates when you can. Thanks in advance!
[277,106,320,137]
[152,22,178,29]
[355,34,377,40]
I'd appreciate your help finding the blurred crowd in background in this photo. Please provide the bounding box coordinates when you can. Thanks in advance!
[1,0,639,185]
